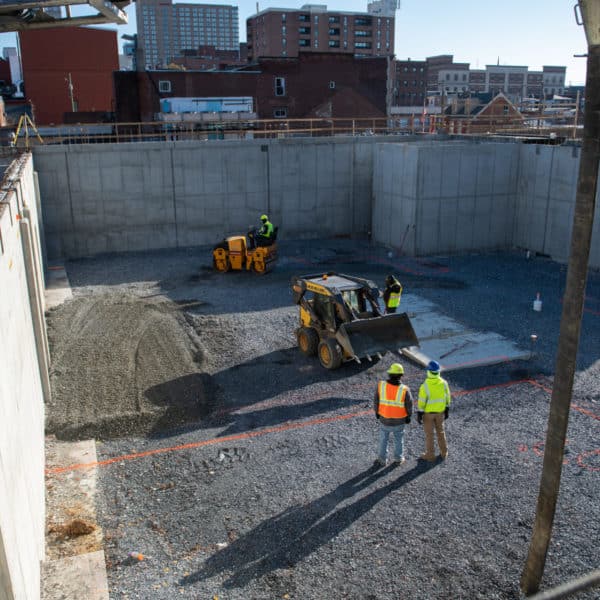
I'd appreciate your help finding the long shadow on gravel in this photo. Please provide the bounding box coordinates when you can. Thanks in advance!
[213,396,363,437]
[181,460,436,589]
[145,349,377,438]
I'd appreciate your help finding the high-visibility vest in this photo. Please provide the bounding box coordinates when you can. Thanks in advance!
[387,290,401,308]
[261,221,274,237]
[386,280,402,308]
[418,376,451,413]
[377,381,408,419]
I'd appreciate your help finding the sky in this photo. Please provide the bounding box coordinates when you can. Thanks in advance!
[0,0,590,85]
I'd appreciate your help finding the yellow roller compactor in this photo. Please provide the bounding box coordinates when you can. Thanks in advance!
[213,228,278,274]
[291,272,419,370]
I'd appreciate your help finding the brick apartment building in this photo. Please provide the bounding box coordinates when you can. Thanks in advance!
[19,27,118,124]
[392,59,427,107]
[114,53,391,122]
[246,5,395,61]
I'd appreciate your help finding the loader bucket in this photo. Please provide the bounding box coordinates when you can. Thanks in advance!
[335,313,419,360]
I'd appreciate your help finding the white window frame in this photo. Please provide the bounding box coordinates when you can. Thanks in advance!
[159,80,172,93]
[274,77,286,97]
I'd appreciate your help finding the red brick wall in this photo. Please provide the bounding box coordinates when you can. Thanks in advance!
[115,53,388,121]
[19,27,119,125]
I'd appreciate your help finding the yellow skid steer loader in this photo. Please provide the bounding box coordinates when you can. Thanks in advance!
[291,272,419,369]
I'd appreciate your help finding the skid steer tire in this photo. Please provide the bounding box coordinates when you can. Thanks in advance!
[318,338,343,370]
[297,327,319,356]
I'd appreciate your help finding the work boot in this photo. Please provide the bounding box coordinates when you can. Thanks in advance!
[419,453,436,462]
[373,458,385,468]
[393,457,406,465]
[439,451,448,460]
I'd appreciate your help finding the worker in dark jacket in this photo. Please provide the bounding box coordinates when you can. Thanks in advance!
[383,275,403,313]
[374,362,413,467]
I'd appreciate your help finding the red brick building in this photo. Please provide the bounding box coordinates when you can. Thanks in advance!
[114,52,391,122]
[392,59,427,106]
[247,7,394,61]
[443,92,524,134]
[19,27,119,125]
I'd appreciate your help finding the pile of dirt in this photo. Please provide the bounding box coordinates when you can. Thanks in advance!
[48,519,96,539]
[46,292,216,440]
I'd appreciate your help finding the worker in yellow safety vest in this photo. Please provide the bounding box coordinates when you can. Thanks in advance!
[383,275,403,314]
[417,360,451,461]
[249,214,275,248]
[373,362,413,467]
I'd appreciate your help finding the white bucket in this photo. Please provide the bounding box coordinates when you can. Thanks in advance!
[533,292,542,312]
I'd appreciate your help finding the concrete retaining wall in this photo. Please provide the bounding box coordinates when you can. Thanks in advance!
[34,137,600,268]
[373,140,600,269]
[373,141,519,255]
[513,144,600,267]
[0,153,46,600]
[33,136,410,259]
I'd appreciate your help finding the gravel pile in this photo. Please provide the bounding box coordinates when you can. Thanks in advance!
[45,240,600,599]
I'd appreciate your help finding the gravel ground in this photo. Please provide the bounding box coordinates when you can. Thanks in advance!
[46,239,600,599]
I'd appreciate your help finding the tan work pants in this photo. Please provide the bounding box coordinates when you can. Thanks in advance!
[423,412,447,459]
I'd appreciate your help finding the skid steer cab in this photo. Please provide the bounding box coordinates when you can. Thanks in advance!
[213,227,278,274]
[291,272,419,370]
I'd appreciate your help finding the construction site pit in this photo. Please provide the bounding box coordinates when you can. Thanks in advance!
[44,238,600,600]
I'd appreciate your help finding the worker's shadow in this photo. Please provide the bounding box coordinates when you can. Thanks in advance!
[180,460,435,589]
[144,348,379,438]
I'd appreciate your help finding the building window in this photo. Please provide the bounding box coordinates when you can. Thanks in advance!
[329,16,339,23]
[299,39,310,46]
[274,107,288,118]
[299,26,311,34]
[355,30,370,37]
[329,40,340,47]
[282,13,286,21]
[503,105,509,115]
[299,14,309,21]
[275,77,285,96]
[328,28,340,35]
[329,80,335,89]
[159,80,172,92]
[355,17,371,25]
[355,41,372,49]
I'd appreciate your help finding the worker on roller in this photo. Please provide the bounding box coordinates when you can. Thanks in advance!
[250,214,275,248]
[383,274,403,314]
[373,362,413,467]
[417,360,451,461]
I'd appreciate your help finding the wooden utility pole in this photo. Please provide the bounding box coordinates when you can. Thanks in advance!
[521,1,600,594]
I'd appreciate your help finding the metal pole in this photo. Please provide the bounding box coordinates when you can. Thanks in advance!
[520,26,600,597]
[573,89,581,139]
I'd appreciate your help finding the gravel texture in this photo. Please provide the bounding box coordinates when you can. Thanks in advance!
[45,239,600,599]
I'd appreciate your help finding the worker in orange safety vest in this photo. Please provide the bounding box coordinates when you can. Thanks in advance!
[373,362,413,467]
